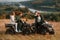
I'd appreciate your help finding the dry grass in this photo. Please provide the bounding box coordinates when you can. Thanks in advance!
[0,19,60,40]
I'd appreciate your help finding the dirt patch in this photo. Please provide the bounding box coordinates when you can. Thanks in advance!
[0,19,60,40]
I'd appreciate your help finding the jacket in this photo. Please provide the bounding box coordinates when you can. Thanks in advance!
[35,15,45,24]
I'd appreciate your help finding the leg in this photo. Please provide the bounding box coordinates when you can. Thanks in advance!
[35,23,39,33]
[17,22,22,32]
[15,23,18,32]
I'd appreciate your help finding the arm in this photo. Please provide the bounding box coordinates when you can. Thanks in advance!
[40,15,45,23]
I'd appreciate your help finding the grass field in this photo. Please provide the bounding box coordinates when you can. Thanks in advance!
[0,19,60,40]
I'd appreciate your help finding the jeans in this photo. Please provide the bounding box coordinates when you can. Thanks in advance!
[35,22,42,33]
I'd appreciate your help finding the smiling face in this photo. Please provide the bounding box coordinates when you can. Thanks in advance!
[35,11,40,16]
[20,13,23,16]
[37,13,40,16]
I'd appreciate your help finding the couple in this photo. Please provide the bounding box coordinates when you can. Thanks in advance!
[10,11,45,33]
[10,11,23,32]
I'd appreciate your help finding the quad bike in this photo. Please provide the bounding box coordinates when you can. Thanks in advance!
[42,22,55,35]
[31,23,46,35]
[5,24,16,34]
[21,22,31,35]
[31,23,36,34]
[5,20,23,34]
[31,21,55,35]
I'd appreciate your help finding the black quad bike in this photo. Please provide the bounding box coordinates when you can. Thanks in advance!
[21,22,31,35]
[5,24,16,34]
[41,22,55,35]
[31,22,55,35]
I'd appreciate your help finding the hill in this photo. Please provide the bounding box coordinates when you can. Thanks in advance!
[0,0,60,12]
[20,1,60,12]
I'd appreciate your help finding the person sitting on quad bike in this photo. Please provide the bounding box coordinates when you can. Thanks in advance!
[15,12,23,32]
[34,11,45,34]
[34,11,55,35]
[10,11,18,32]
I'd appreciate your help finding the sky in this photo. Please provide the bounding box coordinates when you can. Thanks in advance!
[0,0,31,2]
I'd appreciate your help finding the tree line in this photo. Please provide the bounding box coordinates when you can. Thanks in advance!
[0,7,60,22]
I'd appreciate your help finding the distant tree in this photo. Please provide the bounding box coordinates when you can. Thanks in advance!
[14,3,20,6]
[2,11,7,19]
[4,7,14,11]
[18,7,29,13]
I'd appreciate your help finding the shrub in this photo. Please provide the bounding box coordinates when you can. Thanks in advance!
[43,13,60,22]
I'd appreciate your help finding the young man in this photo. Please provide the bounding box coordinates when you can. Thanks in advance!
[34,11,45,33]
[15,12,23,32]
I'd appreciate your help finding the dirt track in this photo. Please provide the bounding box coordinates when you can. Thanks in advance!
[0,19,60,40]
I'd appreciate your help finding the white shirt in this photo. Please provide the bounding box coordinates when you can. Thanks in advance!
[10,15,15,23]
[37,16,41,22]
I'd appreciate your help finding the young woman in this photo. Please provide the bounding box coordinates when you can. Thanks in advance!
[10,11,18,32]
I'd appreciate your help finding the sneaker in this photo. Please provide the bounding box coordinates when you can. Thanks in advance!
[15,30,18,32]
[19,30,22,32]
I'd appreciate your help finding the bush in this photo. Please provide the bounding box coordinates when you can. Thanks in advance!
[6,14,10,19]
[43,13,60,22]
[23,14,34,19]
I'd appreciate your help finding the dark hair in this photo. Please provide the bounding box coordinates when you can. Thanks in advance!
[15,12,21,15]
[10,11,14,15]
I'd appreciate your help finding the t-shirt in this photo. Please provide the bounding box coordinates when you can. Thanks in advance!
[10,15,15,22]
[10,15,15,24]
[15,15,20,21]
[37,16,41,22]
